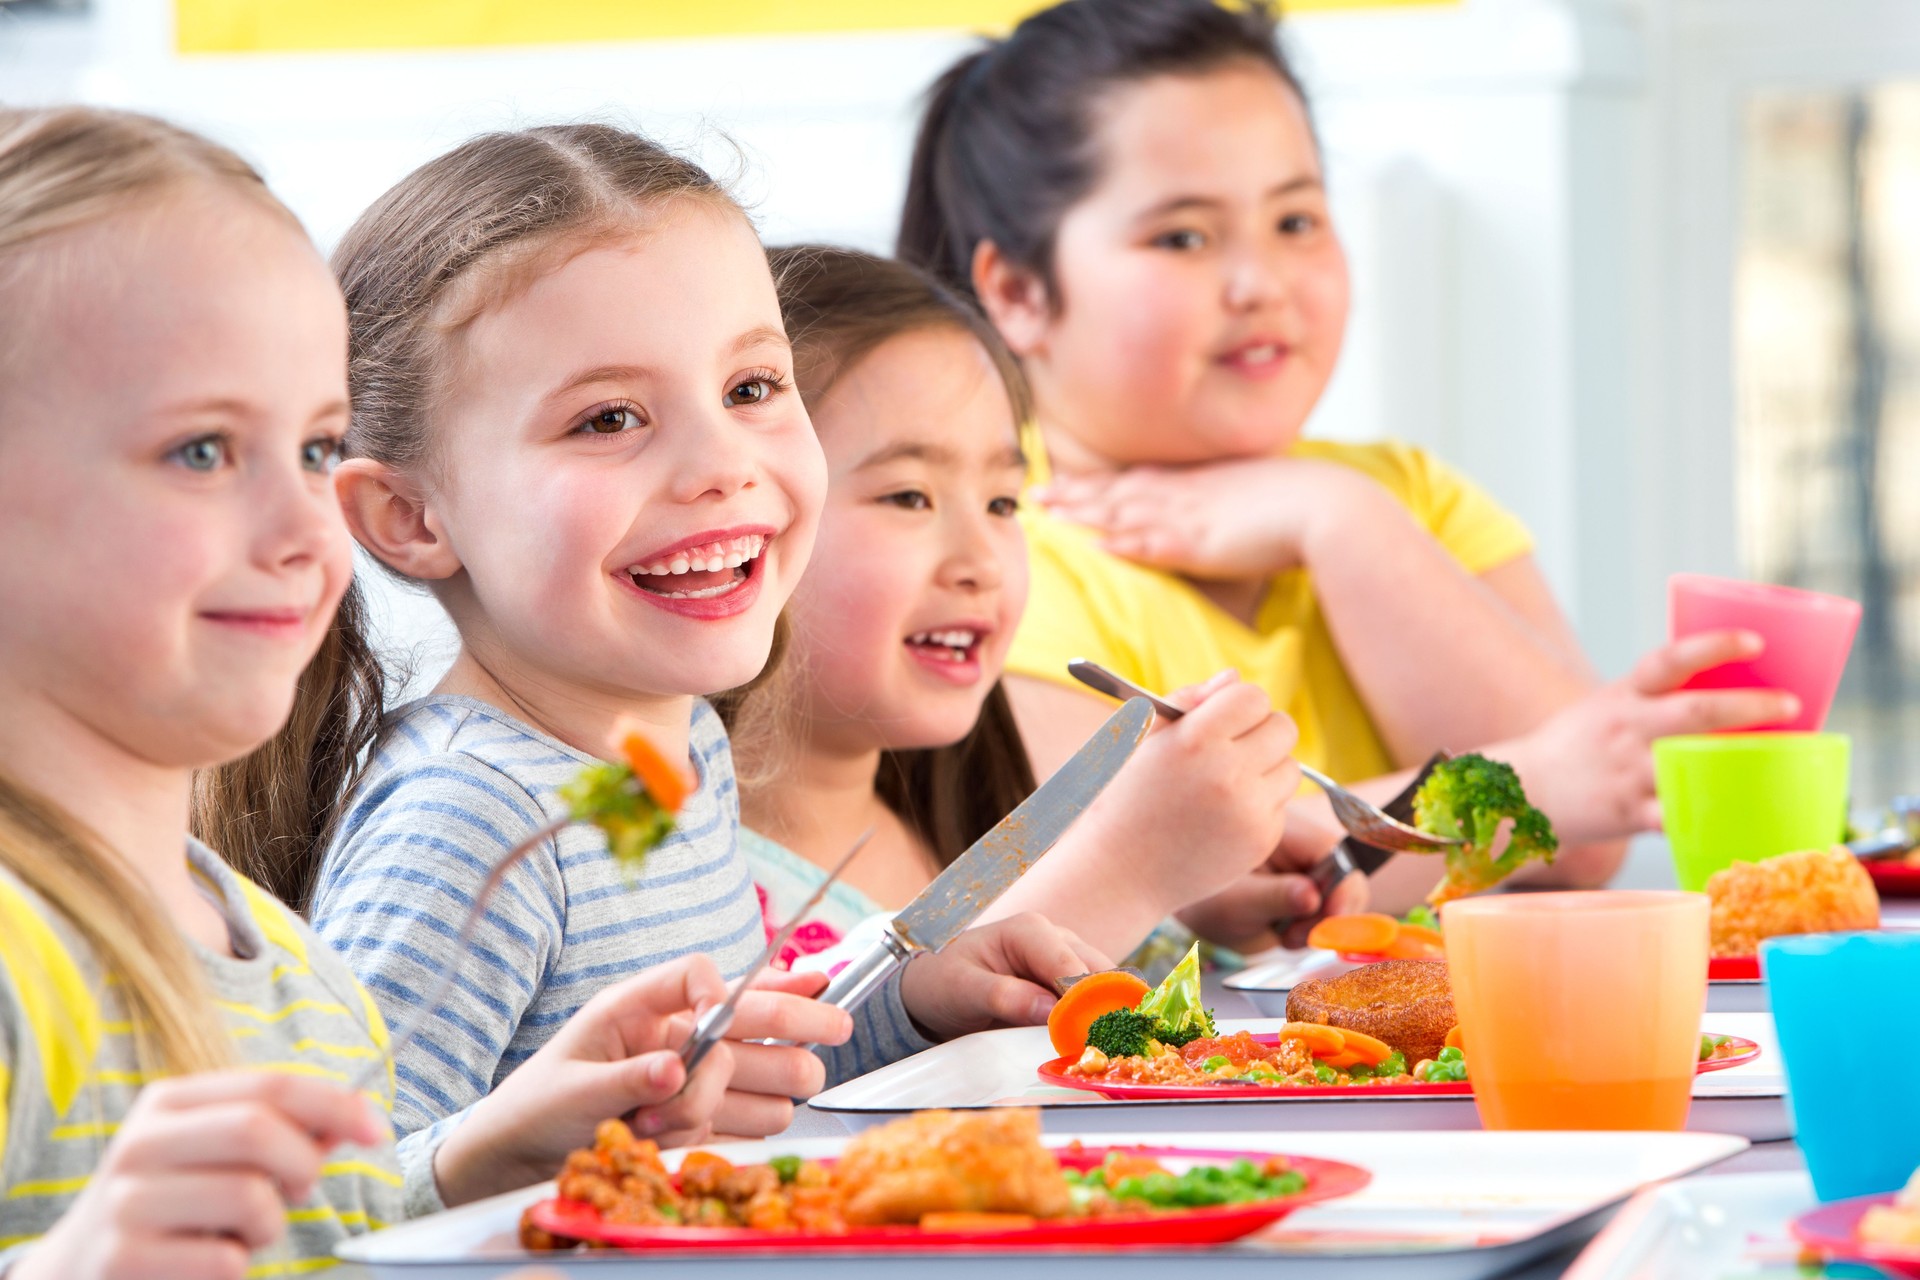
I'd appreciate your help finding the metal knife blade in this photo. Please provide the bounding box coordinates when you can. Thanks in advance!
[891,695,1156,952]
[814,696,1156,1020]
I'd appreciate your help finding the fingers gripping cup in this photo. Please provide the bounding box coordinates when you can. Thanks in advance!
[1652,732,1850,892]
[1765,932,1920,1200]
[1669,574,1861,733]
[1442,891,1710,1131]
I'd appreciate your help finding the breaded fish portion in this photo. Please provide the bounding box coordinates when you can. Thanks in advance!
[1706,846,1879,959]
[832,1108,1072,1225]
[1287,959,1456,1067]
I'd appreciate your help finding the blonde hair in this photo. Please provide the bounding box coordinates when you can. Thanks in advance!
[0,105,308,1074]
[206,123,739,913]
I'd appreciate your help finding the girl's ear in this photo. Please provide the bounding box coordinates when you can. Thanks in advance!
[972,240,1051,358]
[334,459,462,580]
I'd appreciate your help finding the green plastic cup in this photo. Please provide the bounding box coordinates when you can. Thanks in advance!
[1652,732,1850,891]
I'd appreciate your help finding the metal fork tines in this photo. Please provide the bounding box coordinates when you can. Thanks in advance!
[1065,658,1461,855]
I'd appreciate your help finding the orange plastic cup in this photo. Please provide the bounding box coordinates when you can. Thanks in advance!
[1442,891,1710,1130]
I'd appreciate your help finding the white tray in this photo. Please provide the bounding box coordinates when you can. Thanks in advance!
[1226,951,1769,1013]
[338,1128,1748,1279]
[809,1015,1790,1141]
[1563,1170,1818,1279]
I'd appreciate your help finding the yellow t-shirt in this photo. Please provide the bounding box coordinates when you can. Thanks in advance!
[1008,438,1535,784]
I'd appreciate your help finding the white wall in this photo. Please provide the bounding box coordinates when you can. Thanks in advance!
[3,0,1673,685]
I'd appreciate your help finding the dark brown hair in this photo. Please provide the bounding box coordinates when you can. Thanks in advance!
[199,124,735,912]
[896,0,1307,303]
[720,246,1036,866]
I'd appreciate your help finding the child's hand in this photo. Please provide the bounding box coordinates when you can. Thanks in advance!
[1035,457,1380,580]
[1175,802,1370,952]
[898,913,1109,1042]
[14,1073,384,1280]
[433,954,852,1207]
[1499,630,1800,843]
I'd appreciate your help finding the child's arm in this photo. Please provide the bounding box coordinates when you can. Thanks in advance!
[1038,458,1591,764]
[310,753,565,1139]
[9,1075,382,1280]
[428,956,851,1207]
[982,672,1318,959]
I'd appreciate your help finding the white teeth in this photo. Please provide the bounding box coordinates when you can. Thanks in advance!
[625,535,767,579]
[908,628,981,650]
[1240,344,1279,363]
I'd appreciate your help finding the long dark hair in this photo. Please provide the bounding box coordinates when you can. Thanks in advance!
[897,0,1307,303]
[717,246,1036,866]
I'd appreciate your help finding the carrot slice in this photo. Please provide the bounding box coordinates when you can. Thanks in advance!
[1046,970,1152,1057]
[1278,1022,1346,1057]
[1306,913,1401,955]
[1382,932,1446,962]
[1445,1025,1464,1051]
[1328,1027,1393,1066]
[621,731,692,813]
[1317,1049,1366,1070]
[919,1212,1037,1233]
[1396,923,1444,949]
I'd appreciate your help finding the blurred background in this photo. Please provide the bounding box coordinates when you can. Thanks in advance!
[5,0,1920,807]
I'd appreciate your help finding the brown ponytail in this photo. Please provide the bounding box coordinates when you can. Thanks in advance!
[721,245,1037,865]
[0,104,313,1073]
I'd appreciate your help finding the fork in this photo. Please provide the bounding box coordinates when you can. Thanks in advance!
[1066,659,1462,855]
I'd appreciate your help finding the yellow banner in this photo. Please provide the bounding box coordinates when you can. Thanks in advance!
[177,0,1459,55]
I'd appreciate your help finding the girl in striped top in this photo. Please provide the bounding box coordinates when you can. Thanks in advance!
[0,107,841,1280]
[256,125,1105,1149]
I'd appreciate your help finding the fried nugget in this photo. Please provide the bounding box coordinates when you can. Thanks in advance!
[1286,959,1456,1066]
[831,1109,1071,1226]
[1706,846,1879,959]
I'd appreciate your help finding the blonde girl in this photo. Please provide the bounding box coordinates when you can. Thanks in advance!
[0,107,789,1279]
[247,125,1105,1151]
[728,246,1362,970]
[899,0,1796,914]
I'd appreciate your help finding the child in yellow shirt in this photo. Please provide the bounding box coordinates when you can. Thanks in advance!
[898,0,1794,922]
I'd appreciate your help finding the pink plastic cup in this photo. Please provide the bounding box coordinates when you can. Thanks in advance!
[1668,574,1861,733]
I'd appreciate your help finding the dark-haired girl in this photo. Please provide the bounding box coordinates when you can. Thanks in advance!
[724,247,1365,970]
[900,0,1794,915]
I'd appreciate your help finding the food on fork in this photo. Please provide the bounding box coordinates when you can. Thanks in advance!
[1286,958,1458,1068]
[1706,846,1879,959]
[1413,754,1558,905]
[558,729,691,868]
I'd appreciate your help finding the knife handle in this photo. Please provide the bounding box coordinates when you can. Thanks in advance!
[817,928,914,1020]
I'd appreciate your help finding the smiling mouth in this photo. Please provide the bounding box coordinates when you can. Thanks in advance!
[625,534,767,600]
[905,627,985,665]
[1220,342,1285,369]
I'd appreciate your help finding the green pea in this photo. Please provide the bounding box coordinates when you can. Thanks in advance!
[1314,1061,1338,1084]
[769,1154,801,1184]
[1204,1055,1231,1072]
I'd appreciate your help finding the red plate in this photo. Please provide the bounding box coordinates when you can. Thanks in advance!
[1710,956,1760,982]
[1039,1033,1760,1099]
[1867,860,1920,897]
[1790,1192,1920,1277]
[524,1145,1371,1252]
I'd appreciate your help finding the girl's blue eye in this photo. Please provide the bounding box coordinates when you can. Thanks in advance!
[989,496,1020,517]
[724,377,782,408]
[1152,229,1207,251]
[302,437,344,474]
[578,405,644,435]
[883,490,932,511]
[172,435,229,473]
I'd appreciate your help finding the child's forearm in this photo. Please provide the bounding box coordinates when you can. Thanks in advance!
[1301,485,1593,763]
[984,825,1172,961]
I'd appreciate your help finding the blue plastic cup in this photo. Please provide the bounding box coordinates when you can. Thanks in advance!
[1764,931,1920,1200]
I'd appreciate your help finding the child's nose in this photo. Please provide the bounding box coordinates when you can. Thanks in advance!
[257,467,343,570]
[667,409,757,502]
[1223,248,1285,312]
[940,519,1004,591]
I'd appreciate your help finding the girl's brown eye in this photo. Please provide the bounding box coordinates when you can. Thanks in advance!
[582,406,643,435]
[724,378,774,407]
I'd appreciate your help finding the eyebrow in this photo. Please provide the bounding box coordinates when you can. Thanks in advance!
[856,440,1029,471]
[151,396,349,424]
[541,326,793,405]
[1135,175,1323,222]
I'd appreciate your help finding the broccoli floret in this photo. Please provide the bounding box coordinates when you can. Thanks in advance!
[1414,753,1558,904]
[1136,943,1216,1044]
[1085,1008,1160,1059]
